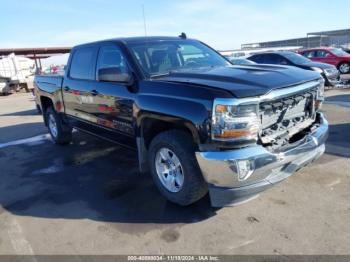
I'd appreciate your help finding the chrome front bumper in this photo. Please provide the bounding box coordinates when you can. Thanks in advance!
[196,113,329,207]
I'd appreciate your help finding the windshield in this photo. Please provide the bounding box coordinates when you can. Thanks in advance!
[331,48,348,56]
[127,40,230,77]
[282,52,311,64]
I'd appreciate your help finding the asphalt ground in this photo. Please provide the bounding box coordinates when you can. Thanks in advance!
[0,88,349,255]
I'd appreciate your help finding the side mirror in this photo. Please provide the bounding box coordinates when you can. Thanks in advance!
[98,67,132,83]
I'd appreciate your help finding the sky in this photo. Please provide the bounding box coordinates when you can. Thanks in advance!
[1,0,349,66]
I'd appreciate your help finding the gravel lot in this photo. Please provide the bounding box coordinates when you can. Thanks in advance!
[0,89,349,255]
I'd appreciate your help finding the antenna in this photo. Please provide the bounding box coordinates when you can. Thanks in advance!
[142,4,147,36]
[179,32,187,39]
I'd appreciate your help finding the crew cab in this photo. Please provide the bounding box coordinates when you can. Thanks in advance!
[299,47,350,74]
[34,36,328,207]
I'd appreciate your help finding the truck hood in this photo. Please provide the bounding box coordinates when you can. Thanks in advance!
[154,65,320,98]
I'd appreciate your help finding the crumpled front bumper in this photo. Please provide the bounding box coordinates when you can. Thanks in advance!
[196,113,329,207]
[324,71,341,86]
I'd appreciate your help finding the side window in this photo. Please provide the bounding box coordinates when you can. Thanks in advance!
[275,55,289,65]
[316,50,330,58]
[69,47,97,80]
[96,45,129,73]
[303,51,316,58]
[249,55,263,63]
[262,54,276,64]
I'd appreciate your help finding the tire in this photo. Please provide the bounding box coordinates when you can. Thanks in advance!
[338,62,350,74]
[36,104,42,114]
[22,83,30,93]
[148,130,208,206]
[45,107,72,145]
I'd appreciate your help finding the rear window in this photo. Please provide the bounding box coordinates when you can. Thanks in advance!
[69,47,97,80]
[331,48,348,56]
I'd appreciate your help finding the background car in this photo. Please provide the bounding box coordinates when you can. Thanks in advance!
[247,51,340,87]
[299,47,350,74]
[228,57,256,65]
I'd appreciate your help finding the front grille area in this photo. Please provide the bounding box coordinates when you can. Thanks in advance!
[259,86,318,147]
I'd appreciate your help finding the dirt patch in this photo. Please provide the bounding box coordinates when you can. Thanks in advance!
[161,228,180,243]
[246,216,260,223]
[269,198,287,205]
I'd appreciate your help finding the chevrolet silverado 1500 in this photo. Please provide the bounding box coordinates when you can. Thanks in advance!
[34,36,328,207]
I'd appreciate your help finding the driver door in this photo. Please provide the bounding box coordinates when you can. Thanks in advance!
[89,44,136,147]
[314,50,337,66]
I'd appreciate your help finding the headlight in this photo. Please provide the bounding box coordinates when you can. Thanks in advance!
[211,99,260,142]
[324,67,338,76]
[311,67,324,74]
[315,78,325,110]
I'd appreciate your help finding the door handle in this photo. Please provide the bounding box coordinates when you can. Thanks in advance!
[64,86,70,91]
[91,89,99,96]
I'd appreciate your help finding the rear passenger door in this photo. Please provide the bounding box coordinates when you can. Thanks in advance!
[62,45,99,124]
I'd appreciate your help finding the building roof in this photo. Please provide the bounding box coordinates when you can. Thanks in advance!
[299,47,334,51]
[0,47,71,58]
[242,28,350,49]
[307,28,350,36]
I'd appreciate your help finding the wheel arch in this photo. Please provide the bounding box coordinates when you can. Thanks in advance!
[337,60,350,70]
[40,96,54,125]
[136,113,204,173]
[141,115,201,149]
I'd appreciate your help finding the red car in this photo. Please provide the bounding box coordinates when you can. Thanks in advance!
[299,47,350,74]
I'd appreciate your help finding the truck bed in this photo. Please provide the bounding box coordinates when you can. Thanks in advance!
[34,75,63,93]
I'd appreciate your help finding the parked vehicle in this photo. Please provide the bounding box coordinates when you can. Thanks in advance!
[299,47,350,74]
[248,51,340,87]
[0,53,36,92]
[220,46,302,58]
[34,36,328,207]
[0,76,11,95]
[228,57,256,65]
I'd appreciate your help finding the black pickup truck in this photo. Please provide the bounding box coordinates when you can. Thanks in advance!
[34,36,328,207]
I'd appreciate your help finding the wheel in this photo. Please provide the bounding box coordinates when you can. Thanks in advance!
[148,130,208,206]
[45,107,72,145]
[22,83,30,93]
[338,62,350,74]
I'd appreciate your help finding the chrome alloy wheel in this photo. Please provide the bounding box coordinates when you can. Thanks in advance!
[339,63,350,74]
[48,114,58,138]
[155,148,184,193]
